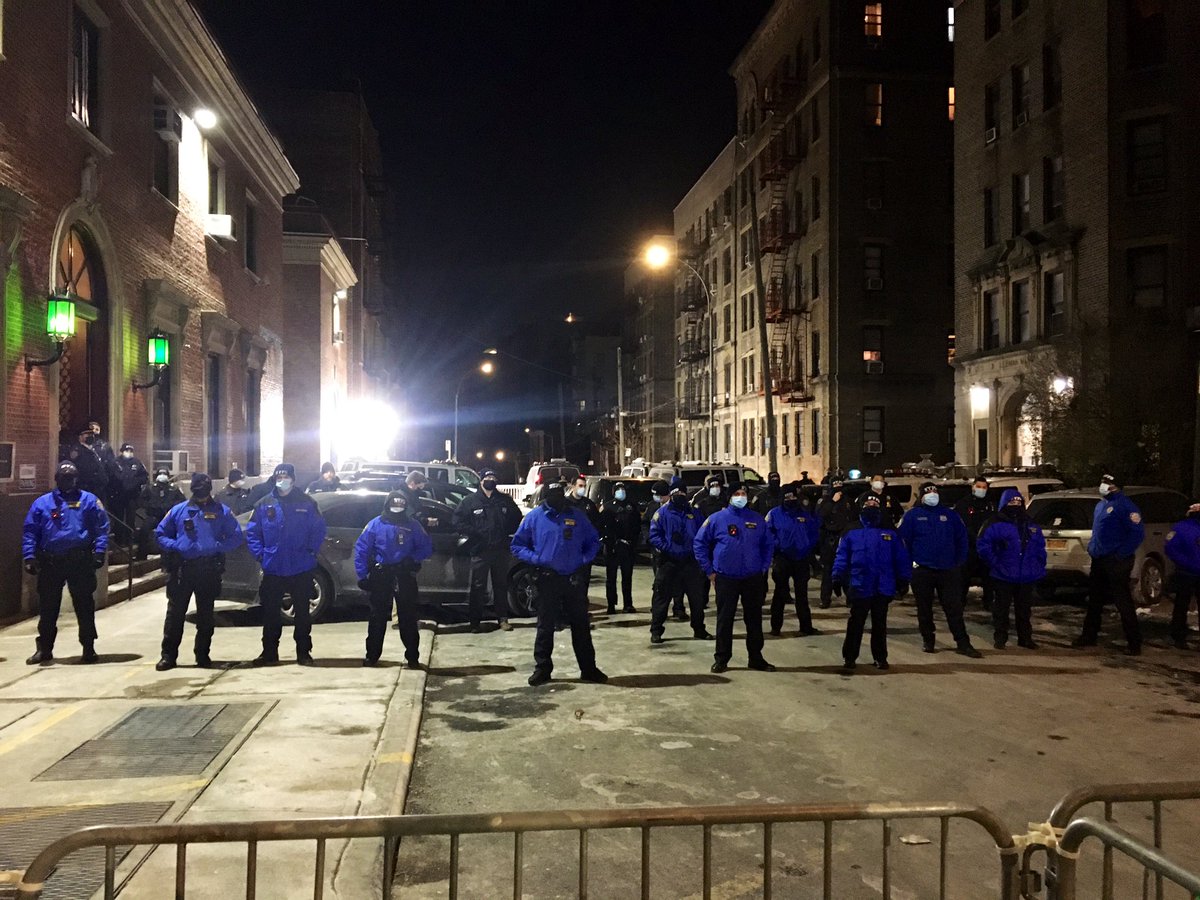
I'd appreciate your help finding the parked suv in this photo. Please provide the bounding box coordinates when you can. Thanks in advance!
[339,458,480,489]
[520,459,581,507]
[1027,486,1189,605]
[585,476,659,548]
[645,462,765,492]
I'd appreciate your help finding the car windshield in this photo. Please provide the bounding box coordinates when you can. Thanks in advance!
[679,471,709,488]
[741,469,764,484]
[1029,498,1096,530]
[539,466,579,484]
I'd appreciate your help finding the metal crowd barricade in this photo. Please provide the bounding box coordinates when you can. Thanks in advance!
[16,800,1020,899]
[1051,818,1200,900]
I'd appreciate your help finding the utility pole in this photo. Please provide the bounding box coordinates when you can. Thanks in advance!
[616,346,625,469]
[557,380,566,458]
[749,167,779,475]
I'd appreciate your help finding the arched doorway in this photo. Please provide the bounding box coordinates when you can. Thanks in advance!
[55,226,109,437]
[999,389,1042,466]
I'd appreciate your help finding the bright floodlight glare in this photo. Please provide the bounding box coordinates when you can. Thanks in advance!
[644,243,672,269]
[335,398,401,461]
[969,385,991,418]
[483,347,498,355]
[495,450,506,461]
[847,468,863,480]
[475,451,484,459]
[1052,376,1073,395]
[480,361,495,375]
[194,108,218,130]
[564,312,576,324]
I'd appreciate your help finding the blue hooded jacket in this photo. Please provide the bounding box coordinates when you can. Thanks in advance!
[693,504,775,578]
[155,499,244,560]
[246,489,327,576]
[1164,514,1200,577]
[22,489,109,559]
[898,502,968,570]
[511,503,600,575]
[832,514,911,599]
[649,500,702,562]
[766,503,820,561]
[1088,490,1144,559]
[354,514,433,579]
[975,489,1047,584]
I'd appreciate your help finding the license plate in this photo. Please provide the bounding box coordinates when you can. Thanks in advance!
[1046,539,1068,551]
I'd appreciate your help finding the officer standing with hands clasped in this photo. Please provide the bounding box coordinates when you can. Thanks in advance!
[1165,501,1200,650]
[453,469,523,631]
[898,482,982,657]
[954,477,996,610]
[245,463,327,666]
[976,489,1045,650]
[355,490,433,667]
[153,473,245,670]
[694,481,776,673]
[1072,473,1145,655]
[817,479,853,608]
[832,493,911,671]
[511,481,607,686]
[22,462,109,665]
[766,482,821,636]
[648,481,711,642]
[599,481,641,614]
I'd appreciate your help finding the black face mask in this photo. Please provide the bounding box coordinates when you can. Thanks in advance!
[769,480,781,489]
[784,498,800,509]
[192,487,212,500]
[860,507,882,527]
[671,495,688,508]
[482,479,497,492]
[81,434,95,446]
[545,492,567,513]
[56,476,78,494]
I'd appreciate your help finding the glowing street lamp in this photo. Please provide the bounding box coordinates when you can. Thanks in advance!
[495,450,506,461]
[194,108,218,130]
[133,330,171,392]
[475,451,484,460]
[643,242,672,270]
[454,358,497,463]
[26,294,77,371]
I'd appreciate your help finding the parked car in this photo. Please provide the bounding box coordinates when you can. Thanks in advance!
[519,459,581,507]
[219,489,527,622]
[338,458,480,490]
[645,462,765,492]
[1027,486,1189,605]
[584,476,660,548]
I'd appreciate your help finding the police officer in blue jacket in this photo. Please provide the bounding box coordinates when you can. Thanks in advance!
[694,481,776,673]
[21,462,109,665]
[154,473,245,670]
[1165,501,1200,649]
[976,489,1046,650]
[898,482,981,657]
[245,463,328,665]
[648,482,711,642]
[1073,474,1145,654]
[355,490,434,668]
[511,481,607,686]
[832,494,911,670]
[766,482,822,636]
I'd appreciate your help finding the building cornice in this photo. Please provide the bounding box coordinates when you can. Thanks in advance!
[120,0,300,204]
[281,233,358,291]
[729,0,794,77]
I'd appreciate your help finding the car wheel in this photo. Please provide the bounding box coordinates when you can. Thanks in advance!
[1137,557,1164,606]
[281,568,334,624]
[507,567,540,618]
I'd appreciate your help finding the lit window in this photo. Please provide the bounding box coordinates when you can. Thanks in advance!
[71,6,102,132]
[948,86,956,121]
[947,5,955,41]
[866,83,883,126]
[863,327,884,362]
[332,290,345,343]
[864,3,883,38]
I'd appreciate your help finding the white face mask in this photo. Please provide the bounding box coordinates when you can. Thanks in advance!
[730,495,748,509]
[1099,483,1114,497]
[614,490,626,501]
[231,480,245,489]
[972,487,987,499]
[276,478,294,494]
[651,495,663,504]
[922,493,940,507]
[389,505,405,514]
[709,486,721,497]
[155,474,169,484]
[574,487,586,499]
[871,480,885,492]
[122,451,133,459]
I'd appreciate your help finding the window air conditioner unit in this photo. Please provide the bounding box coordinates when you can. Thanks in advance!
[153,449,190,475]
[866,197,883,211]
[333,331,346,344]
[865,440,883,455]
[1015,112,1028,127]
[204,214,235,240]
[866,277,884,291]
[866,360,884,375]
[1135,178,1166,193]
[153,105,183,142]
[984,127,998,144]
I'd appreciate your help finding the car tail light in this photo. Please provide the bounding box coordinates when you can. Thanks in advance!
[535,474,542,485]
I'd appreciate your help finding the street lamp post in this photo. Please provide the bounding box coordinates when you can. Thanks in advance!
[453,359,495,463]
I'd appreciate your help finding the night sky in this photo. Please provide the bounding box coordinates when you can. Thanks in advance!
[195,1,773,469]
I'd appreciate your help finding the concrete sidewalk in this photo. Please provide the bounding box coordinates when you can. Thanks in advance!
[0,587,430,899]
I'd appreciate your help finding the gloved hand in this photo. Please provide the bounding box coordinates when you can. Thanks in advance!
[536,566,557,582]
[357,578,371,591]
[92,552,106,570]
[23,559,38,576]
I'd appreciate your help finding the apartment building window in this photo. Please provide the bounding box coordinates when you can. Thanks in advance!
[863,327,884,364]
[813,16,821,62]
[71,6,102,132]
[865,3,883,37]
[1042,43,1062,109]
[812,409,821,455]
[864,161,885,207]
[1012,173,1031,235]
[1013,0,1028,18]
[723,187,733,218]
[722,304,732,343]
[244,194,259,274]
[983,289,1002,349]
[811,175,821,221]
[811,331,821,376]
[759,417,767,455]
[750,419,757,456]
[723,362,732,403]
[984,81,1000,137]
[811,250,821,299]
[724,423,732,456]
[1011,64,1030,127]
[781,414,790,454]
[1127,0,1165,70]
[1043,156,1064,220]
[151,96,179,204]
[722,248,732,284]
[1044,271,1066,336]
[1011,280,1033,343]
[743,354,757,394]
[984,0,1001,39]
[206,354,223,475]
[244,369,261,476]
[792,188,806,232]
[1128,246,1167,308]
[794,412,803,453]
[863,407,884,452]
[947,5,955,41]
[948,86,956,121]
[866,83,883,127]
[810,98,821,142]
[792,260,805,306]
[741,419,749,457]
[207,150,226,216]
[864,245,884,290]
[1128,118,1167,194]
[740,231,752,268]
[983,188,998,247]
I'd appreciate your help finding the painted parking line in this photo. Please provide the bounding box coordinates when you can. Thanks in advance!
[376,751,413,765]
[0,705,81,759]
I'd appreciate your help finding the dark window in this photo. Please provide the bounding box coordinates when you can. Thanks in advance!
[322,497,379,530]
[722,304,732,343]
[244,198,259,274]
[812,16,821,62]
[1011,280,1032,343]
[811,331,821,376]
[1042,42,1062,109]
[792,188,805,232]
[244,368,261,476]
[863,407,884,450]
[983,188,998,247]
[811,175,821,220]
[1013,0,1028,17]
[864,245,884,290]
[740,231,751,268]
[1044,271,1065,336]
[864,161,885,207]
[794,412,803,452]
[1011,63,1030,126]
[1127,0,1165,70]
[206,354,222,475]
[983,289,1001,349]
[722,248,732,284]
[863,327,884,364]
[1029,498,1096,530]
[1043,156,1064,221]
[71,7,101,132]
[152,97,178,204]
[1127,118,1167,194]
[865,83,883,126]
[792,260,804,307]
[811,97,821,141]
[812,409,821,455]
[1012,173,1030,234]
[208,160,224,215]
[985,0,1001,38]
[723,187,733,218]
[984,81,1000,134]
[811,250,820,298]
[1128,245,1167,308]
[153,334,175,451]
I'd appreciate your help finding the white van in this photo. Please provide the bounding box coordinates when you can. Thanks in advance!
[339,458,480,490]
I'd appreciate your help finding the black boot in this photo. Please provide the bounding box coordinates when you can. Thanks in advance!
[26,648,53,665]
[80,643,99,664]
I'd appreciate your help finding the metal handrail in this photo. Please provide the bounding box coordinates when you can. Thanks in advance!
[16,800,1020,900]
[1052,818,1200,899]
[103,512,144,602]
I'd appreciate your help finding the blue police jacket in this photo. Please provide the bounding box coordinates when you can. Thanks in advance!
[975,490,1047,584]
[1088,491,1144,559]
[693,505,774,578]
[831,518,911,599]
[510,503,600,575]
[22,489,110,559]
[1165,516,1200,577]
[155,499,244,560]
[354,515,434,580]
[245,490,328,577]
[649,501,702,562]
[766,503,820,561]
[898,504,968,570]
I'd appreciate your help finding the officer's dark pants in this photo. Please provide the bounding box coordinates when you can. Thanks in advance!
[136,516,164,559]
[1170,572,1200,644]
[108,495,132,545]
[770,554,814,632]
[991,580,1034,647]
[605,543,635,610]
[911,565,971,647]
[713,574,767,665]
[367,569,419,662]
[533,571,596,675]
[962,548,994,609]
[161,558,221,662]
[842,595,889,664]
[819,535,842,606]
[469,545,511,625]
[259,571,315,657]
[36,552,97,652]
[650,557,706,636]
[1081,555,1140,649]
